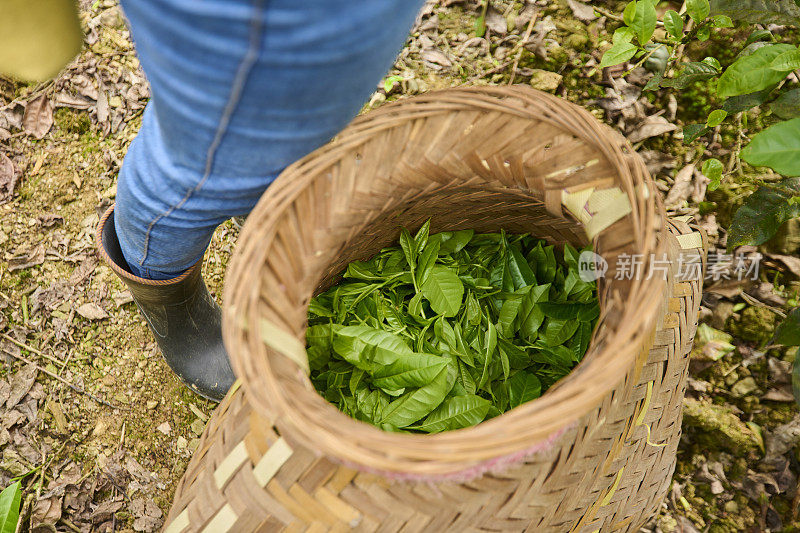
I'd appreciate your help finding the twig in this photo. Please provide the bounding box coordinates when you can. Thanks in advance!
[1,347,118,409]
[58,518,82,533]
[508,12,539,85]
[592,5,623,22]
[1,332,64,367]
[740,292,787,318]
[469,58,516,80]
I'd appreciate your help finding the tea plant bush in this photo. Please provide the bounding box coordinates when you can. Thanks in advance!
[600,0,800,401]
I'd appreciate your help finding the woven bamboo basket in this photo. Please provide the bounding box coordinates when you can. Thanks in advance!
[163,87,707,532]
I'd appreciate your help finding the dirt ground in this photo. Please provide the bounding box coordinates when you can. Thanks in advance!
[1,1,799,532]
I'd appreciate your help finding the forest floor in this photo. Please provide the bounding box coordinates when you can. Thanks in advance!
[1,0,799,532]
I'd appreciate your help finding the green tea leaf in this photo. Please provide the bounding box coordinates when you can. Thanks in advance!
[437,229,474,254]
[717,44,796,97]
[541,319,581,347]
[457,359,477,394]
[527,242,557,284]
[373,353,449,390]
[416,238,441,287]
[538,301,599,321]
[498,290,526,337]
[420,266,464,317]
[334,325,414,370]
[517,284,550,340]
[623,1,637,25]
[744,29,774,47]
[414,220,431,254]
[508,372,542,408]
[381,368,451,427]
[399,228,415,267]
[742,118,800,176]
[508,244,536,289]
[413,395,492,433]
[728,178,800,249]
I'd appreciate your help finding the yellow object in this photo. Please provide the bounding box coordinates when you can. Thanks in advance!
[0,0,82,81]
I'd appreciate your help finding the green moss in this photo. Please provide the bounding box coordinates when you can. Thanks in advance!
[54,107,92,135]
[706,179,757,229]
[682,398,760,455]
[727,306,777,345]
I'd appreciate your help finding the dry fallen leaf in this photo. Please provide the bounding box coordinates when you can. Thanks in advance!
[76,302,109,320]
[766,253,800,277]
[130,497,164,532]
[23,94,54,139]
[420,48,452,68]
[0,152,19,204]
[762,387,795,402]
[30,494,63,531]
[764,414,800,466]
[7,364,38,410]
[567,0,597,22]
[627,115,677,143]
[664,164,695,207]
[484,4,507,35]
[37,213,64,227]
[8,244,46,272]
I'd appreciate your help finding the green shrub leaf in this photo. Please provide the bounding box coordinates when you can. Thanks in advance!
[0,482,21,533]
[728,178,800,249]
[770,47,800,71]
[770,89,800,119]
[630,0,657,44]
[722,87,774,114]
[664,10,684,38]
[599,40,638,69]
[706,109,728,128]
[717,44,796,97]
[710,0,800,26]
[662,62,719,89]
[702,158,725,191]
[687,0,711,22]
[742,118,800,175]
[683,123,709,143]
[774,308,800,346]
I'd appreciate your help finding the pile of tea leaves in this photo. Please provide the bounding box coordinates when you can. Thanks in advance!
[306,221,599,433]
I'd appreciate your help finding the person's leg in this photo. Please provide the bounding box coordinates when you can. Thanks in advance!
[115,0,425,280]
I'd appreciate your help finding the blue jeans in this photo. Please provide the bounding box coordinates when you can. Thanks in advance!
[115,0,424,279]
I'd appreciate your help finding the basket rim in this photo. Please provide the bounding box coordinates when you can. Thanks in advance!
[222,86,667,477]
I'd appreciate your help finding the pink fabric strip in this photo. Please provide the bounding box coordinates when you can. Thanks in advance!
[335,424,574,484]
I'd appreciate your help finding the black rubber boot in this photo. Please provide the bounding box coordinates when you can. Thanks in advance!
[96,205,235,402]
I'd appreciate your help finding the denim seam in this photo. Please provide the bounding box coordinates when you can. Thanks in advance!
[138,0,269,268]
